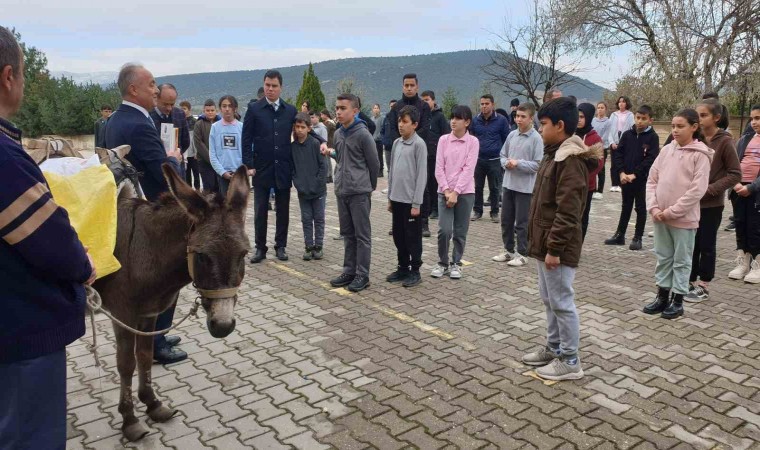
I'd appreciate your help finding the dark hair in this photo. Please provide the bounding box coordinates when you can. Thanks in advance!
[0,26,21,77]
[450,105,473,122]
[308,110,317,116]
[421,90,435,100]
[510,98,520,107]
[480,94,495,103]
[516,102,536,117]
[337,93,359,109]
[179,100,191,109]
[699,98,730,130]
[101,104,113,111]
[389,99,397,105]
[257,87,265,99]
[157,83,177,96]
[751,105,760,113]
[702,92,720,100]
[402,73,418,83]
[674,108,705,142]
[301,100,310,108]
[320,108,332,118]
[496,108,508,118]
[203,99,215,108]
[537,97,579,135]
[294,112,311,126]
[264,69,283,85]
[636,104,654,117]
[373,103,380,109]
[218,95,238,110]
[616,96,633,111]
[398,105,420,124]
[568,95,577,104]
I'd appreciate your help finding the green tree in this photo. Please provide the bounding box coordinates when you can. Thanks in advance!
[441,87,459,119]
[295,63,326,113]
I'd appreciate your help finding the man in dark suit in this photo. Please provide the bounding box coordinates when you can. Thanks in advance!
[242,70,325,263]
[104,63,186,364]
[150,83,190,177]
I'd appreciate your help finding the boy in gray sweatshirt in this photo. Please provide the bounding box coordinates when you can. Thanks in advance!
[386,105,428,288]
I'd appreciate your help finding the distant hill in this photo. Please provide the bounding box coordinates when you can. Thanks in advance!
[154,50,606,113]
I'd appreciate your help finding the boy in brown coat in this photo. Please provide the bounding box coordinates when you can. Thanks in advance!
[521,97,601,381]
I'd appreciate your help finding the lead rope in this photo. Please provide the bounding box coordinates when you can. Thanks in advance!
[84,285,201,367]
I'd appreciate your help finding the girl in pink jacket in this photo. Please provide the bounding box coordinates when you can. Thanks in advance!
[643,108,714,320]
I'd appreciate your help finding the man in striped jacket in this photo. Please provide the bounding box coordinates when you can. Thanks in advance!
[0,27,96,449]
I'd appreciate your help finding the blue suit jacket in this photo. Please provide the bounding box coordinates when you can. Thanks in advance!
[242,98,299,189]
[105,103,181,201]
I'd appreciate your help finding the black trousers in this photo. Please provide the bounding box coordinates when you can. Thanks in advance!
[690,206,723,282]
[597,148,608,193]
[421,155,438,221]
[375,141,384,174]
[582,190,593,241]
[198,160,219,193]
[474,158,502,216]
[185,156,201,189]
[253,185,290,251]
[616,180,646,238]
[733,193,760,257]
[610,148,621,187]
[391,201,423,271]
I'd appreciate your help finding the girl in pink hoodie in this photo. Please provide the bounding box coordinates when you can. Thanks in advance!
[643,109,714,320]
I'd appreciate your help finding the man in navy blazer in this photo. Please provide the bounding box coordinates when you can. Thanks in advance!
[104,63,186,365]
[150,83,190,174]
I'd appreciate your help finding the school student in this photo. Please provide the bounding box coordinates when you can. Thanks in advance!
[576,103,605,240]
[591,101,611,199]
[644,109,713,319]
[386,106,427,287]
[209,95,243,196]
[607,96,635,193]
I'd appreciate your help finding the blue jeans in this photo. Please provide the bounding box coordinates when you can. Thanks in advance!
[299,195,326,247]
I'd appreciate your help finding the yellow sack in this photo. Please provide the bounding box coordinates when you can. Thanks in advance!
[43,165,121,279]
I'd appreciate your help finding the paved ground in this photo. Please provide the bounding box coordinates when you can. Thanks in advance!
[66,173,760,449]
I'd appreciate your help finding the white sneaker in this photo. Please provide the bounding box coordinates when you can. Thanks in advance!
[610,186,621,192]
[492,251,514,262]
[381,188,388,194]
[648,231,654,237]
[729,250,751,280]
[507,253,527,267]
[449,264,462,279]
[592,192,603,200]
[430,264,449,278]
[744,256,760,284]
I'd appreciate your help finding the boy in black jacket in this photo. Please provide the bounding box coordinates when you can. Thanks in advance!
[292,113,327,260]
[422,90,452,223]
[605,105,660,250]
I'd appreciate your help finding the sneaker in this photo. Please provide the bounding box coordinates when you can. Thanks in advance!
[422,225,431,238]
[347,275,370,292]
[648,230,654,237]
[490,213,499,223]
[312,246,324,260]
[592,192,603,200]
[402,271,421,288]
[431,264,449,278]
[303,246,313,261]
[492,251,514,262]
[610,186,621,192]
[535,357,584,381]
[744,255,760,284]
[684,284,709,303]
[449,263,462,279]
[507,253,527,267]
[521,346,560,367]
[729,250,751,280]
[330,273,355,287]
[381,188,388,194]
[725,220,736,231]
[629,236,643,251]
[470,212,482,221]
[386,268,410,283]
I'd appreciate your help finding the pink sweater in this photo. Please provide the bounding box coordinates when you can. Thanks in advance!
[646,140,714,229]
[435,131,480,195]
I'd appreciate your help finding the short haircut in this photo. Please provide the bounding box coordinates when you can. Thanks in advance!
[421,90,435,100]
[389,99,397,105]
[373,103,380,109]
[496,108,508,117]
[337,93,359,109]
[100,104,113,111]
[203,99,215,108]
[179,100,191,109]
[398,105,420,124]
[752,105,760,112]
[257,87,265,98]
[568,95,577,104]
[702,92,719,100]
[0,26,21,77]
[546,87,561,98]
[218,95,238,109]
[157,83,177,96]
[450,105,473,122]
[537,97,579,135]
[264,69,283,85]
[617,96,633,111]
[480,94,494,103]
[516,102,536,117]
[636,105,654,117]
[294,112,311,126]
[308,110,317,116]
[403,73,418,83]
[320,108,332,118]
[117,62,145,97]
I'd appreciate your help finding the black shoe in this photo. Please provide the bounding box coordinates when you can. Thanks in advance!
[154,346,188,364]
[327,177,333,184]
[303,246,313,261]
[165,335,181,347]
[347,275,370,292]
[484,201,491,207]
[402,271,421,288]
[312,246,323,260]
[643,287,670,315]
[629,236,643,251]
[388,228,393,235]
[250,249,266,263]
[378,171,384,178]
[422,225,431,238]
[725,221,736,231]
[276,248,289,261]
[661,294,684,319]
[471,212,482,221]
[490,213,499,223]
[430,211,438,220]
[330,273,355,287]
[604,232,625,245]
[386,268,410,283]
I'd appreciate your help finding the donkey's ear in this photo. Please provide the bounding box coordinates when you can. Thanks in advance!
[226,165,251,222]
[162,163,209,221]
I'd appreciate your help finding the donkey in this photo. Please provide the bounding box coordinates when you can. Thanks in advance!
[93,164,251,441]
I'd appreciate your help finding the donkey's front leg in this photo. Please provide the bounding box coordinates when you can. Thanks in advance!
[136,318,177,423]
[114,325,149,441]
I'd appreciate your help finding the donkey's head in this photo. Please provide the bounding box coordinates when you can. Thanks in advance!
[162,164,251,338]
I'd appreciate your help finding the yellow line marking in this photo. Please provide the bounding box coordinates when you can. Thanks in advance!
[460,260,473,266]
[267,262,457,342]
[522,370,559,386]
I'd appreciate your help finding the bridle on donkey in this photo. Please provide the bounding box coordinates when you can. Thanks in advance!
[186,222,242,299]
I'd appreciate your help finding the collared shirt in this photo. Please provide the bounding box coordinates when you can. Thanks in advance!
[0,116,22,145]
[122,100,150,119]
[267,98,281,112]
[500,127,543,193]
[435,131,480,195]
[154,107,173,121]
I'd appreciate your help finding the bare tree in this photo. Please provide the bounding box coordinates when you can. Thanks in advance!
[482,0,594,107]
[560,0,760,93]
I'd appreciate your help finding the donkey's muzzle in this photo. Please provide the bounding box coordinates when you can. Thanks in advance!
[208,317,236,338]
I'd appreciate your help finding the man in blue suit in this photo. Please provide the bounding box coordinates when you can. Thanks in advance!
[104,62,186,364]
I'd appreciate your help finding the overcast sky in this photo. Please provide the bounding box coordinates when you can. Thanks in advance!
[5,0,630,88]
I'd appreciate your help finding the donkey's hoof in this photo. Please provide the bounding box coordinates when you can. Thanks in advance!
[147,404,177,423]
[123,421,149,442]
